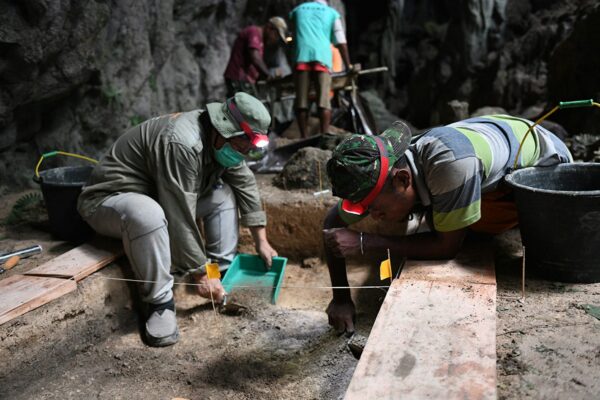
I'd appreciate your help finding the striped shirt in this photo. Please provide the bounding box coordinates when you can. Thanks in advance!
[338,115,572,231]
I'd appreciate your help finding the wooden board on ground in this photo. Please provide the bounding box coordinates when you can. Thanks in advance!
[400,241,496,285]
[25,237,122,281]
[345,241,496,400]
[0,274,77,325]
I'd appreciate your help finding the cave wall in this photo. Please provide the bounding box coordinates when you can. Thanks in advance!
[0,0,304,188]
[0,0,599,189]
[547,6,600,134]
[347,0,600,129]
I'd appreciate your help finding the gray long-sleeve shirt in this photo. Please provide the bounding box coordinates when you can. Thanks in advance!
[77,110,266,272]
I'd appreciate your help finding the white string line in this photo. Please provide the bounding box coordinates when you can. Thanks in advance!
[92,275,391,290]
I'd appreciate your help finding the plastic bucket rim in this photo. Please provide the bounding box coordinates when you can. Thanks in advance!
[505,164,600,196]
[35,165,94,188]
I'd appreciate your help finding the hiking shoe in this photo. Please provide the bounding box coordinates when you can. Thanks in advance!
[145,300,179,347]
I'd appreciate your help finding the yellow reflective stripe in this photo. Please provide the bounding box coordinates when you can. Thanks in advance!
[487,115,540,166]
[454,127,492,177]
[433,200,481,232]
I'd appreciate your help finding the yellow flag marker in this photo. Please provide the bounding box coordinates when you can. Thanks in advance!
[206,262,221,279]
[380,249,393,282]
[205,261,221,314]
[380,258,392,281]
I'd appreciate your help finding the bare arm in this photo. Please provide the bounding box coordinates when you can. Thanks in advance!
[250,48,270,77]
[364,229,467,260]
[334,43,352,70]
[325,226,467,261]
[323,205,356,335]
[250,225,278,267]
[323,205,351,302]
[332,18,351,70]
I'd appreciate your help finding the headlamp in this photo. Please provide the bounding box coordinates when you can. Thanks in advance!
[226,98,270,148]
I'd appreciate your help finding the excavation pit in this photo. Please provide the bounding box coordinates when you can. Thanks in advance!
[0,177,388,400]
[1,176,600,399]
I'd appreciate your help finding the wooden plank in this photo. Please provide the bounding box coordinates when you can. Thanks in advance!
[0,274,77,325]
[400,242,496,285]
[345,244,496,400]
[24,237,122,281]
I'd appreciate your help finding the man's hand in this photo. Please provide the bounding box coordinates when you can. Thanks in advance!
[266,68,282,81]
[193,273,227,303]
[256,239,278,269]
[326,299,356,336]
[323,228,361,258]
[250,226,278,269]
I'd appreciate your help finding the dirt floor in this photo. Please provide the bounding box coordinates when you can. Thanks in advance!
[1,179,599,399]
[494,230,600,399]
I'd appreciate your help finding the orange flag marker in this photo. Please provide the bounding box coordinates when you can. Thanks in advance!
[206,262,221,280]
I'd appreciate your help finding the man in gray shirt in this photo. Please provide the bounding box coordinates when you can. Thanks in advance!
[78,92,278,346]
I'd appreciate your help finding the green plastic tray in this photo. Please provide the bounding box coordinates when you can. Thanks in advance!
[221,254,288,304]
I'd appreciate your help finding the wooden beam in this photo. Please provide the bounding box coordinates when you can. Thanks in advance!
[345,242,496,400]
[24,237,122,281]
[0,275,77,325]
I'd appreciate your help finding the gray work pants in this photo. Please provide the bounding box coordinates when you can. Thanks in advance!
[83,184,238,305]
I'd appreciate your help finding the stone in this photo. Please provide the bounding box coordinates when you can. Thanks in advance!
[471,106,508,118]
[437,99,469,125]
[301,257,320,269]
[360,90,408,133]
[273,147,332,190]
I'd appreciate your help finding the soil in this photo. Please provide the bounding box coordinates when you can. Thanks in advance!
[494,230,600,399]
[1,181,600,399]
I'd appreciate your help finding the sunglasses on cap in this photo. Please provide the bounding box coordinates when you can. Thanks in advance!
[226,98,270,148]
[341,136,390,215]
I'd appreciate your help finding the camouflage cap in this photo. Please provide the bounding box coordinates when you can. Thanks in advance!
[326,121,412,203]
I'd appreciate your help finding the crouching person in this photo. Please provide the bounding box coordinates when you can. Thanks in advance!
[77,92,278,346]
[323,115,572,336]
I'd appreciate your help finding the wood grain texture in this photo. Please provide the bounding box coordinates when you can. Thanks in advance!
[345,242,496,400]
[24,238,122,281]
[0,275,77,325]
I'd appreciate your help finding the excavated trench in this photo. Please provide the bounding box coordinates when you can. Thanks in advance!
[2,176,600,399]
[0,178,387,400]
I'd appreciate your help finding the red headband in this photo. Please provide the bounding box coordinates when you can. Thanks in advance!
[341,136,390,215]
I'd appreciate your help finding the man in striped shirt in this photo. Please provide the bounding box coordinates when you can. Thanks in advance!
[322,115,572,335]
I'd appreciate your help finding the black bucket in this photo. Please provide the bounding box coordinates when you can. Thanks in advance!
[505,163,600,283]
[34,166,95,243]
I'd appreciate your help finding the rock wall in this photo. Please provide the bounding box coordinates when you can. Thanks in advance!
[1,0,598,189]
[547,5,600,134]
[0,0,302,188]
[347,0,600,128]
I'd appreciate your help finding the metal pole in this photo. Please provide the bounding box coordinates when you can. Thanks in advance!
[0,245,43,264]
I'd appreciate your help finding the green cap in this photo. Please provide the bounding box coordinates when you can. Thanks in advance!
[206,92,271,138]
[327,121,412,203]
